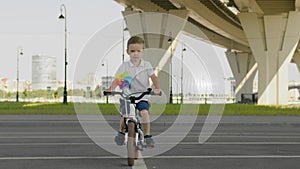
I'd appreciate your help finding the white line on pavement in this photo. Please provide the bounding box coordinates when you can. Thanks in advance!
[133,151,148,169]
[152,155,300,159]
[1,141,300,146]
[0,135,300,139]
[201,142,300,145]
[1,155,300,160]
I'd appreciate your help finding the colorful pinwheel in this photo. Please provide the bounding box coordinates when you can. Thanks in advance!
[113,72,133,89]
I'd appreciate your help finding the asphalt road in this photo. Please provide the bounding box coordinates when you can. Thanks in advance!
[0,114,300,169]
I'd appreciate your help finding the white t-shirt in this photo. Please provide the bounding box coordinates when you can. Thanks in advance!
[116,59,154,100]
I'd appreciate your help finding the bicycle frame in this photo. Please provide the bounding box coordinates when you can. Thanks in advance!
[103,88,155,166]
[122,96,145,151]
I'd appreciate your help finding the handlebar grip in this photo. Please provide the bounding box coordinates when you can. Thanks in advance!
[103,91,111,96]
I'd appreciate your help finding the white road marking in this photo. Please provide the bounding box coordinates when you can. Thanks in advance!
[0,141,300,146]
[133,151,148,169]
[1,131,300,136]
[0,135,299,139]
[0,156,119,160]
[201,142,300,145]
[0,143,94,146]
[152,155,300,159]
[1,155,300,160]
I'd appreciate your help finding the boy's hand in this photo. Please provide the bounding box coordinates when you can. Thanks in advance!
[105,88,112,92]
[103,88,112,96]
[153,89,161,95]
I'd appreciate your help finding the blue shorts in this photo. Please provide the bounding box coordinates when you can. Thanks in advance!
[120,99,149,116]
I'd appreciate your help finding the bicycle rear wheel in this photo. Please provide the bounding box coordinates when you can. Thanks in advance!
[127,122,136,166]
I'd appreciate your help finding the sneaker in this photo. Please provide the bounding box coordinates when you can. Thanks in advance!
[144,135,155,148]
[114,132,125,146]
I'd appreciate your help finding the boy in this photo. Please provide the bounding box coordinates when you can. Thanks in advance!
[106,36,160,147]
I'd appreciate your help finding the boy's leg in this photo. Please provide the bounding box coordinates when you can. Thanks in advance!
[137,101,151,135]
[137,101,155,147]
[119,98,129,133]
[140,110,150,135]
[140,110,155,147]
[119,116,125,133]
[115,99,128,146]
[115,116,126,146]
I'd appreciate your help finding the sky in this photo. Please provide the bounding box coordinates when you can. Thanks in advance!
[0,0,299,87]
[0,0,124,81]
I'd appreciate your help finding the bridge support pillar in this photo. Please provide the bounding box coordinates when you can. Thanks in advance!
[293,52,300,73]
[225,51,256,103]
[238,12,300,105]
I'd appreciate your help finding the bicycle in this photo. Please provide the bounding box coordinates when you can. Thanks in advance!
[103,88,160,166]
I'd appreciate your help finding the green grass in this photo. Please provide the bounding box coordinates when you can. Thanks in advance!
[0,101,300,115]
[0,102,75,114]
[222,104,300,116]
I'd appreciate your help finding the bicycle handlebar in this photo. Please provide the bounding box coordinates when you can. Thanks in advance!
[103,88,161,102]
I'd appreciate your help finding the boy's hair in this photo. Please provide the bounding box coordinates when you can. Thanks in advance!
[127,36,144,48]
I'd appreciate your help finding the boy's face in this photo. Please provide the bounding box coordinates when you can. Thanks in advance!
[127,43,144,61]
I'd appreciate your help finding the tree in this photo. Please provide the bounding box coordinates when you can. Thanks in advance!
[23,89,28,99]
[53,91,59,99]
[7,92,11,98]
[94,85,102,98]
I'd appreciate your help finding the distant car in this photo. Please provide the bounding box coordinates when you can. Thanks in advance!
[241,93,258,104]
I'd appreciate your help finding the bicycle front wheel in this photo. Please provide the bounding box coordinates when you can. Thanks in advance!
[127,122,136,166]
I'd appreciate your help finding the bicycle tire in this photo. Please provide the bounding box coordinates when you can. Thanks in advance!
[127,122,136,166]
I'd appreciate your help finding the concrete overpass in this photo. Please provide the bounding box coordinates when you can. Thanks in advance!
[115,0,300,105]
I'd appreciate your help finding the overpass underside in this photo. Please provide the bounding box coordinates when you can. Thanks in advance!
[115,0,300,105]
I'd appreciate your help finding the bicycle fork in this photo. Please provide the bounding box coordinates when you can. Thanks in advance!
[136,122,144,151]
[126,117,145,151]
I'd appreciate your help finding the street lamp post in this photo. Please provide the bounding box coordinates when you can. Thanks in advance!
[174,75,179,104]
[59,4,68,105]
[16,47,23,102]
[122,21,128,63]
[168,33,173,104]
[181,45,186,104]
[102,62,109,104]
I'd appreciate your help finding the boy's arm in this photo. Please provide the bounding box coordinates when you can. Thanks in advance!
[150,74,160,94]
[106,63,124,91]
[106,79,118,92]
